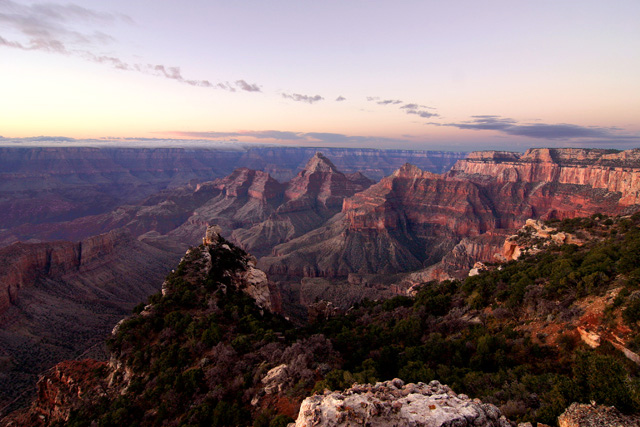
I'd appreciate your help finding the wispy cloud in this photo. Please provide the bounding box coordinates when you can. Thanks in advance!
[367,97,439,119]
[335,96,346,102]
[435,115,639,142]
[282,93,324,104]
[235,80,261,92]
[405,109,438,119]
[0,0,261,92]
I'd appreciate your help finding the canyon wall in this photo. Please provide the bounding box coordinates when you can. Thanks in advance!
[261,148,640,281]
[451,148,640,205]
[0,229,182,413]
[0,146,465,231]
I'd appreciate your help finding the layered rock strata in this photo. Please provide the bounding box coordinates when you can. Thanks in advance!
[261,148,640,282]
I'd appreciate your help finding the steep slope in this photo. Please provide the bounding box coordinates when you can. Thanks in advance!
[8,217,640,426]
[1,227,320,426]
[0,155,373,410]
[260,148,640,282]
[0,229,182,414]
[0,146,465,241]
[0,153,373,258]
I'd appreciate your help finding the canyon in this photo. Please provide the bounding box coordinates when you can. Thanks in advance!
[0,152,376,412]
[3,146,640,420]
[5,218,640,426]
[0,230,181,413]
[0,146,464,243]
[261,148,640,288]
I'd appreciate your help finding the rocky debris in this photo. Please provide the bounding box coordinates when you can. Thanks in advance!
[558,402,640,426]
[293,379,512,427]
[577,327,602,349]
[307,300,341,323]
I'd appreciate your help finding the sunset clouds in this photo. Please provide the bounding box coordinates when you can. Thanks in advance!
[1,1,638,150]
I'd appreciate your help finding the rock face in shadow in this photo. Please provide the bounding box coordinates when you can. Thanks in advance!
[260,148,640,281]
[1,227,285,426]
[0,229,182,415]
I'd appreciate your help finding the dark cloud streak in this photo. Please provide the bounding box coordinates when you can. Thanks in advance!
[439,115,638,142]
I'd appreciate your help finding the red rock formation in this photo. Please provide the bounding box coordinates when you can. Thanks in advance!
[450,148,640,205]
[262,148,640,280]
[283,152,373,209]
[0,146,465,239]
[0,230,131,314]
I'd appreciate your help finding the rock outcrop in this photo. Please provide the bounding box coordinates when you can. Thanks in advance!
[500,219,585,262]
[293,379,512,427]
[4,360,109,426]
[201,225,280,312]
[558,402,640,426]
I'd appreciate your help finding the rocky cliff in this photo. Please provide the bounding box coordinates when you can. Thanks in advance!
[260,148,640,283]
[0,229,128,314]
[0,229,182,415]
[1,227,291,426]
[451,148,640,205]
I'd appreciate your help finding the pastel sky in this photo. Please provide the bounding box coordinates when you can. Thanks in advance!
[1,0,639,151]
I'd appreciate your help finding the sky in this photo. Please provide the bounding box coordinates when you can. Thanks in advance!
[0,0,639,151]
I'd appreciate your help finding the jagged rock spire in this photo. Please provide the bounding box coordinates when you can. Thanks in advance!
[203,225,223,245]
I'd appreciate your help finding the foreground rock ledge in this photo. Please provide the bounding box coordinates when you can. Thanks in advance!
[292,379,512,427]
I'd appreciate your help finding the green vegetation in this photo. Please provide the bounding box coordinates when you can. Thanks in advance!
[63,216,640,426]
